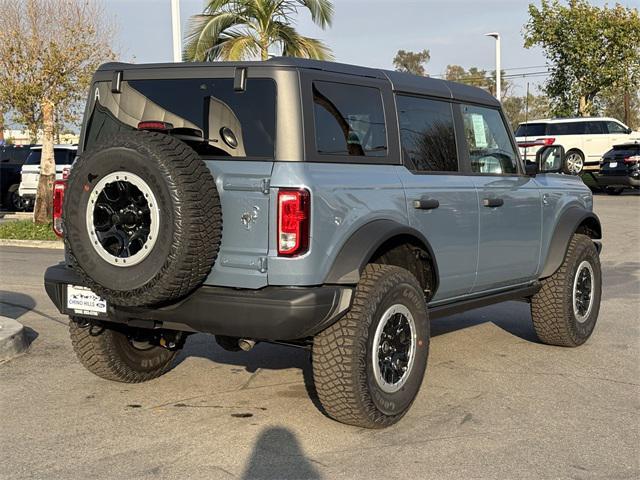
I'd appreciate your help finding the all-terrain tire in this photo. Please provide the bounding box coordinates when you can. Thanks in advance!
[313,264,429,428]
[531,234,601,347]
[605,186,624,195]
[64,131,221,307]
[69,318,177,383]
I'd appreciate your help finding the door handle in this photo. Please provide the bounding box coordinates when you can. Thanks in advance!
[413,198,440,210]
[483,197,504,208]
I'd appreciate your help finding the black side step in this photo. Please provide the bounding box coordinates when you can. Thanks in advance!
[428,284,540,320]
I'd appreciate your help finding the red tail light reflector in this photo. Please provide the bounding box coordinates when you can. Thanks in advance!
[53,180,66,237]
[137,121,173,131]
[277,189,310,256]
[624,155,640,163]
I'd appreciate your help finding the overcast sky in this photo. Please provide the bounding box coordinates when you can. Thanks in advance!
[109,0,633,96]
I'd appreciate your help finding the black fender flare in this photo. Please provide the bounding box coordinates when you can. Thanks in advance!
[540,207,602,278]
[324,219,439,292]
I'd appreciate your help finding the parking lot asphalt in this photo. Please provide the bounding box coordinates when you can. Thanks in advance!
[1,193,639,480]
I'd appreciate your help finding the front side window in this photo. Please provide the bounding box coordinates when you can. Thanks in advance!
[313,81,387,157]
[397,95,457,172]
[462,105,518,174]
[84,78,276,158]
[606,121,628,134]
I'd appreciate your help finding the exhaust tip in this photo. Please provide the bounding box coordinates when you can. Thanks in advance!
[238,339,256,352]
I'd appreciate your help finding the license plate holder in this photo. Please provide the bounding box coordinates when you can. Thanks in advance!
[66,285,107,316]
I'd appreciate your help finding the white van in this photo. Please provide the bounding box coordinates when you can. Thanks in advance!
[19,145,77,206]
[515,117,640,174]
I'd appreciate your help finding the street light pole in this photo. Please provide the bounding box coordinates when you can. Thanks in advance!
[484,32,501,100]
[171,0,182,62]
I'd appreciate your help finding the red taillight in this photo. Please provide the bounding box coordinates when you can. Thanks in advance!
[517,137,555,148]
[624,155,640,163]
[53,180,66,237]
[137,121,173,131]
[277,188,310,257]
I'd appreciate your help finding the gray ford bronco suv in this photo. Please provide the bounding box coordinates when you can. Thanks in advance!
[45,58,602,428]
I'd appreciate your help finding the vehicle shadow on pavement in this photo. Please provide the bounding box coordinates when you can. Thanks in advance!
[174,337,327,415]
[430,301,540,343]
[241,426,321,480]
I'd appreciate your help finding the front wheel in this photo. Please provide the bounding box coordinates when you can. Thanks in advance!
[531,234,601,347]
[605,186,624,195]
[312,264,429,428]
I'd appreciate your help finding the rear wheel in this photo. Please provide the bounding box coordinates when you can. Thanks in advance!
[564,150,584,175]
[531,234,601,347]
[69,318,181,382]
[312,264,429,428]
[4,184,25,211]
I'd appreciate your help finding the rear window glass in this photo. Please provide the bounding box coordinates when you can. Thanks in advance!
[313,81,387,157]
[25,150,75,165]
[1,147,32,164]
[397,95,458,172]
[515,123,547,137]
[84,78,277,158]
[547,122,586,135]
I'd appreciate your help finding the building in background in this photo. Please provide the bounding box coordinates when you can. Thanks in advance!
[1,129,79,146]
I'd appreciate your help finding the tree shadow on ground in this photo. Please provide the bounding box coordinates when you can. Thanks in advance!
[241,426,321,480]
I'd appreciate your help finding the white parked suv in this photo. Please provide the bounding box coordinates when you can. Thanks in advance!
[19,145,77,208]
[515,117,640,174]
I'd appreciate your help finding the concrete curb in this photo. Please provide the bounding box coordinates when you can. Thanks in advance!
[0,316,29,363]
[0,212,32,220]
[0,239,64,249]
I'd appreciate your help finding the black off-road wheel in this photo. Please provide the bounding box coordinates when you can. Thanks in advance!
[69,318,179,383]
[531,234,601,347]
[63,131,221,307]
[312,264,430,428]
[605,186,624,195]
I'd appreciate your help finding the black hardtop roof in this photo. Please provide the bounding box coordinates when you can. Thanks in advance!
[98,57,499,107]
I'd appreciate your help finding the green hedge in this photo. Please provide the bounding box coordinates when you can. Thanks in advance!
[0,220,60,241]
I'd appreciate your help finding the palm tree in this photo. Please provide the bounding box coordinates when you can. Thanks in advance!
[183,0,334,62]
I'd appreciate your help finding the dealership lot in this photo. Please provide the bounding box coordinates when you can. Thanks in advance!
[1,193,638,480]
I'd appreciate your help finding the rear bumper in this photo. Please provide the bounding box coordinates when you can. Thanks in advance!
[44,263,353,340]
[596,174,640,187]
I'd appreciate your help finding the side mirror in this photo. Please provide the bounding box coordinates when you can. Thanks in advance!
[524,161,538,176]
[536,145,567,174]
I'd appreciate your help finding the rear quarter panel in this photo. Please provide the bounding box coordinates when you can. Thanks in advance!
[267,162,408,286]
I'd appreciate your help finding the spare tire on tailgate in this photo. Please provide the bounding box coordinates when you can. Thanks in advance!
[63,131,222,307]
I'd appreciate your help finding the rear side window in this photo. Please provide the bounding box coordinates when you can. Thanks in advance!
[397,95,457,172]
[85,78,276,158]
[313,81,387,157]
[547,122,586,135]
[586,121,605,134]
[462,105,518,175]
[25,150,75,165]
[515,123,547,137]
